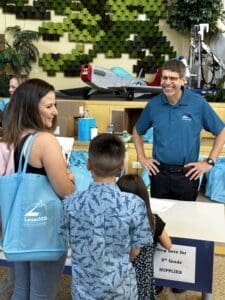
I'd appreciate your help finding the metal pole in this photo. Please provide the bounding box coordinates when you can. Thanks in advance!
[202,292,213,300]
[197,34,202,88]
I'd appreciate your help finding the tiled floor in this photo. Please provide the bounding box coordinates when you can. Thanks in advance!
[0,189,224,300]
[1,256,224,300]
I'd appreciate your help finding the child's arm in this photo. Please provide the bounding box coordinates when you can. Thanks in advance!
[153,214,172,250]
[130,248,140,261]
[158,229,172,250]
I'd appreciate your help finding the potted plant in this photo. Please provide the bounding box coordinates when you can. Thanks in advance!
[0,25,40,96]
[204,75,225,102]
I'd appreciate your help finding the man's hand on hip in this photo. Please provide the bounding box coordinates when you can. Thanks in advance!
[139,158,160,175]
[184,161,213,180]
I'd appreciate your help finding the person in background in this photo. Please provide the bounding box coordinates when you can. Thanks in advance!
[9,74,29,95]
[0,74,29,133]
[0,74,29,112]
[117,174,172,300]
[133,59,225,202]
[0,78,75,299]
[61,133,153,300]
[0,110,3,136]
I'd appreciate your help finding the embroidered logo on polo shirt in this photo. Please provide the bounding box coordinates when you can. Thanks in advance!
[182,113,192,121]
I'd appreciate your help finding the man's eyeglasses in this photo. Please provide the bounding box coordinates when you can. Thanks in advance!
[161,76,180,82]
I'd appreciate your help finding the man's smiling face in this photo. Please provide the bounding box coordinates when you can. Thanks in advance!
[161,70,185,104]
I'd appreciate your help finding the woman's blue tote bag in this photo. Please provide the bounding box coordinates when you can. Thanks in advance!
[0,133,67,261]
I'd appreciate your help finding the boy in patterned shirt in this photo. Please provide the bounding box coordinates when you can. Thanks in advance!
[61,133,153,300]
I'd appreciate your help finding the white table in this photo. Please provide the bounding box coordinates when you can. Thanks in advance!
[152,198,225,300]
[152,198,225,242]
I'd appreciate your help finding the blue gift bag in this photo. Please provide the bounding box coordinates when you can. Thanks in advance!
[69,150,93,192]
[0,133,67,261]
[141,168,151,187]
[143,127,154,143]
[78,118,96,141]
[205,157,225,203]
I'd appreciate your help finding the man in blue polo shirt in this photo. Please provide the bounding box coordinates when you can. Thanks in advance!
[133,59,225,201]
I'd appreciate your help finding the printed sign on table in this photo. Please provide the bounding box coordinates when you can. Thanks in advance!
[154,244,196,283]
[154,237,214,293]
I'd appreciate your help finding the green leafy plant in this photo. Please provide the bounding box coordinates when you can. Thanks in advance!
[0,25,40,76]
[167,0,225,35]
[0,25,40,96]
[204,76,225,102]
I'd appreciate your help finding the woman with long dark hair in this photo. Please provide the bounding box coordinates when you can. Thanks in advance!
[1,78,75,299]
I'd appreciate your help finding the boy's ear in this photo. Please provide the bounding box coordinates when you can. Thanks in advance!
[86,159,92,170]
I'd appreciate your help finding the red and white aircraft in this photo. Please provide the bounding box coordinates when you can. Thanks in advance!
[80,64,162,100]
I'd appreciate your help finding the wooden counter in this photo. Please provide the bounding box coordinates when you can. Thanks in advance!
[73,137,223,174]
[59,99,225,173]
[56,99,147,136]
[56,99,225,137]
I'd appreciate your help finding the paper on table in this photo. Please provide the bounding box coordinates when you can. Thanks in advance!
[56,137,74,154]
[151,198,175,213]
[56,137,74,166]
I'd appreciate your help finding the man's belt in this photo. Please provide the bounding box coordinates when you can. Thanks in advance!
[159,163,192,174]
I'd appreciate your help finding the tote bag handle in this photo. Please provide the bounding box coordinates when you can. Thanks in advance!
[2,133,41,238]
[17,132,40,175]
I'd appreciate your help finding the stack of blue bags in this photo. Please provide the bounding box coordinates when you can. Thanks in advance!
[69,150,93,192]
[205,157,225,203]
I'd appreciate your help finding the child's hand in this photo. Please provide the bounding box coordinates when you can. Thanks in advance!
[130,248,140,261]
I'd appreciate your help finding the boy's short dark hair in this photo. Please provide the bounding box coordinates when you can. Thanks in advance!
[162,59,186,78]
[89,133,125,177]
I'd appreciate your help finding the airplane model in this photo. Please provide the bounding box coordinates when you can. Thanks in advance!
[80,64,162,100]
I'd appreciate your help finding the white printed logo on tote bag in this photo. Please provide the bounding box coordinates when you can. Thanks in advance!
[24,200,48,227]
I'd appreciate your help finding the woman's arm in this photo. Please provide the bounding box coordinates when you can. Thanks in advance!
[29,132,75,198]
